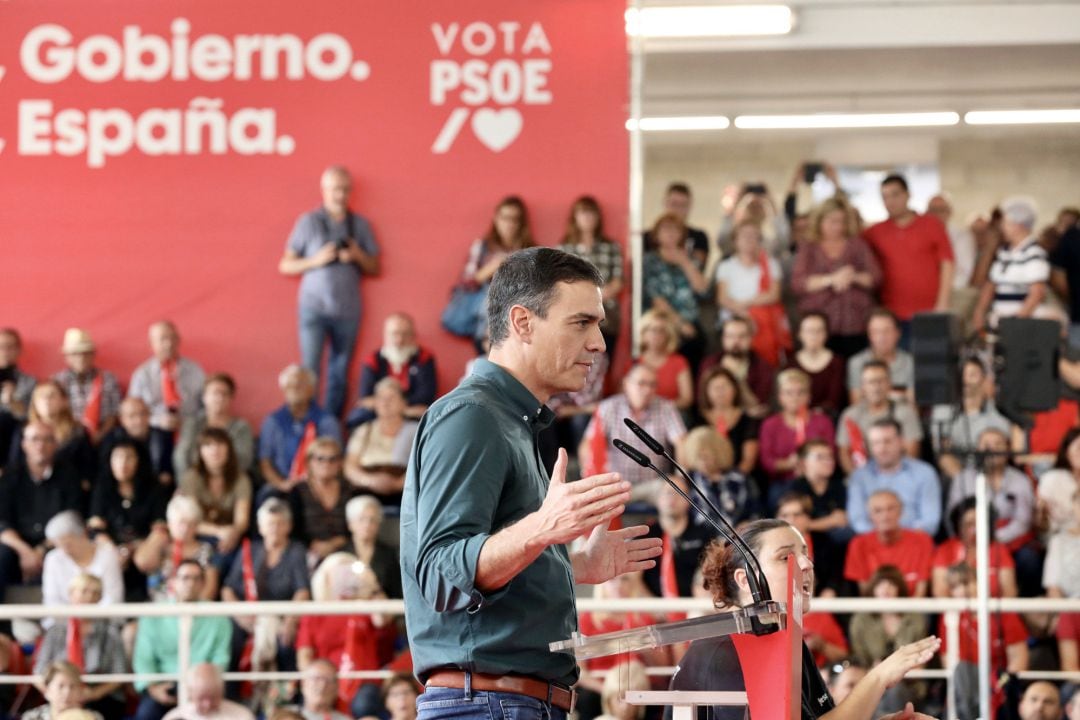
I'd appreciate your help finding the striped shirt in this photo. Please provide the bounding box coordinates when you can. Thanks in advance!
[988,236,1049,323]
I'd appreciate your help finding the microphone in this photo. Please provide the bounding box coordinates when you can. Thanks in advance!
[612,435,770,606]
[620,418,771,605]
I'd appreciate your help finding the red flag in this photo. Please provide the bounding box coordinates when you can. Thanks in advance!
[66,618,85,671]
[288,421,317,480]
[583,408,608,477]
[81,373,104,437]
[845,418,867,467]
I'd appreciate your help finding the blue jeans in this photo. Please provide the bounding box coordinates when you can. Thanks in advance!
[418,685,569,720]
[298,307,359,418]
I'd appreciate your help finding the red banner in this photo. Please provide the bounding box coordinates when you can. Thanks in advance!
[0,0,629,419]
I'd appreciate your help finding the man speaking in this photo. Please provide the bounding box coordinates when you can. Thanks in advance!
[401,247,662,720]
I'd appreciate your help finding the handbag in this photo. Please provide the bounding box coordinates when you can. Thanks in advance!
[441,285,487,338]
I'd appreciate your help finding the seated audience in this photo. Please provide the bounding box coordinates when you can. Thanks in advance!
[790,196,881,358]
[297,554,387,718]
[844,489,934,597]
[178,428,252,567]
[699,316,775,416]
[847,566,928,715]
[21,660,104,720]
[972,196,1051,331]
[0,422,82,595]
[784,312,847,417]
[845,310,914,404]
[129,320,207,482]
[1017,682,1063,720]
[1037,428,1080,536]
[343,378,417,505]
[53,328,122,442]
[173,373,254,478]
[561,195,625,352]
[347,313,437,428]
[579,364,687,505]
[0,327,36,418]
[697,366,759,477]
[34,573,127,718]
[932,498,1018,599]
[643,475,713,600]
[293,437,354,564]
[758,369,835,499]
[41,512,123,617]
[222,499,311,673]
[346,495,402,599]
[132,559,232,720]
[10,381,96,486]
[1043,489,1080,672]
[680,426,758,528]
[135,495,219,601]
[790,441,850,594]
[947,427,1039,594]
[836,361,922,474]
[98,396,168,485]
[714,221,788,365]
[634,309,693,410]
[288,659,352,720]
[943,563,1028,720]
[642,213,709,368]
[88,438,166,602]
[162,663,255,720]
[846,419,940,536]
[259,365,341,496]
[930,357,1012,478]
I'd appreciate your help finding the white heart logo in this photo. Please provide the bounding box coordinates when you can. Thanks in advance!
[471,108,523,152]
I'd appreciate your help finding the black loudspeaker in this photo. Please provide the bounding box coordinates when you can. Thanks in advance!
[912,312,962,406]
[995,317,1060,414]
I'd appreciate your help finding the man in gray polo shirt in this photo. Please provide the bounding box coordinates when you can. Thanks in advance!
[279,165,380,417]
[401,248,662,720]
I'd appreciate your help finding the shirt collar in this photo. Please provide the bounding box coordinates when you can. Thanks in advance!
[472,358,555,431]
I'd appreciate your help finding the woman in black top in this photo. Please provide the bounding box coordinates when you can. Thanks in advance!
[670,519,940,720]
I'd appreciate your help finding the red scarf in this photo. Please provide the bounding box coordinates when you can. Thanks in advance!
[66,618,85,671]
[747,251,792,366]
[339,616,378,710]
[237,539,259,686]
[845,418,867,467]
[289,421,317,480]
[161,359,182,409]
[660,535,686,621]
[714,414,729,438]
[82,373,104,436]
[794,407,809,447]
[583,408,608,477]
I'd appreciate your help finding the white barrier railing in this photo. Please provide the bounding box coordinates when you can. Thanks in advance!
[3,596,1080,718]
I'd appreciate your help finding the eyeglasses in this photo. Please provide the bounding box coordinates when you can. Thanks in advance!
[312,455,341,463]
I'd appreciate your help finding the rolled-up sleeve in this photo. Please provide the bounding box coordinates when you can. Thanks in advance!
[413,402,512,613]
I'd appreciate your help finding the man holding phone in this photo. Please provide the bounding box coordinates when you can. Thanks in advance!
[132,560,232,720]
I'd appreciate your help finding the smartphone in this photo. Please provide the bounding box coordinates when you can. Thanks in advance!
[803,162,823,183]
[743,183,767,196]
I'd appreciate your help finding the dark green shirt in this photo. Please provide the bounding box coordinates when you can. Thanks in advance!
[401,358,579,685]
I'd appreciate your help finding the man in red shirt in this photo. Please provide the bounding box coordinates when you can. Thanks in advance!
[863,174,954,345]
[843,489,933,596]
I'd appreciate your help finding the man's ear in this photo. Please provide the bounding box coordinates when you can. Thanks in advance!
[508,305,533,343]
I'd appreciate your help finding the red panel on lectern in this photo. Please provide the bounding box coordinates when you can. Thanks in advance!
[0,1,629,420]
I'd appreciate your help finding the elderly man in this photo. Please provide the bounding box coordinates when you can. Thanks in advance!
[402,248,661,720]
[133,559,231,720]
[1017,681,1063,720]
[162,663,254,720]
[279,165,380,417]
[258,364,341,495]
[287,659,351,720]
[0,423,82,597]
[53,328,122,440]
[697,316,775,414]
[347,312,437,428]
[836,360,922,474]
[973,196,1052,332]
[579,363,687,505]
[129,321,207,480]
[863,174,954,345]
[846,418,941,536]
[844,489,934,597]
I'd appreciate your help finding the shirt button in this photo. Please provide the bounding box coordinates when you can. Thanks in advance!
[522,415,529,422]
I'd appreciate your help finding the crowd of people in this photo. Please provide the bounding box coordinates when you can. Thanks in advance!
[1,162,1080,720]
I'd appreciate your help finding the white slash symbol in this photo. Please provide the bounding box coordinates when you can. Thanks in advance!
[431,108,471,154]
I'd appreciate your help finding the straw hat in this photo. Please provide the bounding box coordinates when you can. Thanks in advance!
[60,328,95,354]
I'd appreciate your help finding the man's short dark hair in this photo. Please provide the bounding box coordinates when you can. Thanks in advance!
[861,359,890,377]
[869,417,902,436]
[487,248,603,346]
[881,174,909,193]
[666,182,691,197]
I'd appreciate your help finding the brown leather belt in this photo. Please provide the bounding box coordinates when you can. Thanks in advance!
[425,670,575,712]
